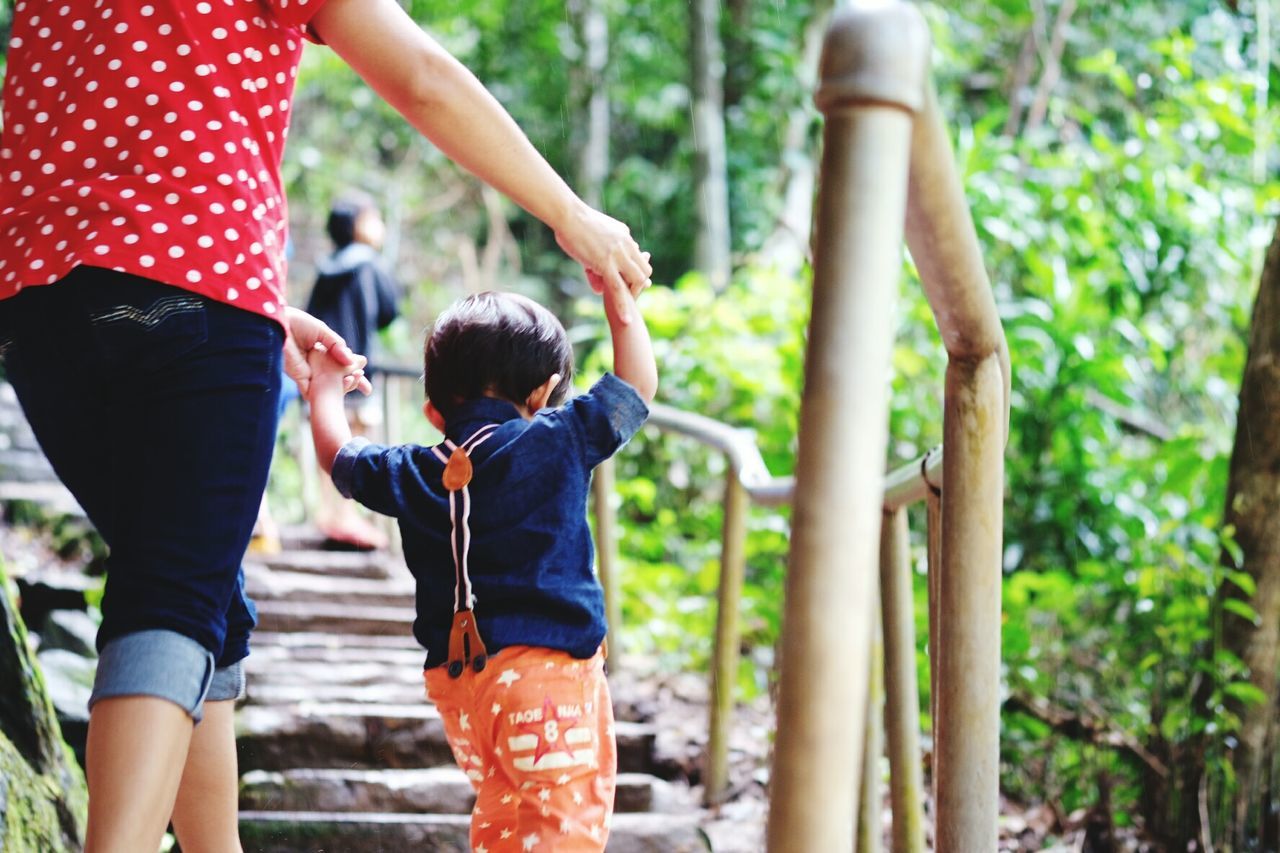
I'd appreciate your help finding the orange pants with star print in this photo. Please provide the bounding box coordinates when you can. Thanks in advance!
[425,645,617,852]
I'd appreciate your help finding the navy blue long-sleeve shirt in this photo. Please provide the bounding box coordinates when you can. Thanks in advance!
[332,373,649,669]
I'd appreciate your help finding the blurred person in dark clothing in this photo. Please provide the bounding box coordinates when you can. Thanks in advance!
[306,196,400,549]
[308,196,400,365]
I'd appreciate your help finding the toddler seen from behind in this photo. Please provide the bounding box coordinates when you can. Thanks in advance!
[306,283,656,851]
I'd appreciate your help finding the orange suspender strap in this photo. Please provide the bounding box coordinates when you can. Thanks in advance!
[431,424,499,678]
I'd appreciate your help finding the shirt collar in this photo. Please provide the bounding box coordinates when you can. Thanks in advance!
[444,397,523,444]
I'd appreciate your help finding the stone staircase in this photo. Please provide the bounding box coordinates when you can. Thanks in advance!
[235,529,719,852]
[0,384,765,851]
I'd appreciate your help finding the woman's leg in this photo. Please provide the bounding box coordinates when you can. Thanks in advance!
[172,630,249,852]
[84,696,193,853]
[171,699,243,853]
[3,270,281,851]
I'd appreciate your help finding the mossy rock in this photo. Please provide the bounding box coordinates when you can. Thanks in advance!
[0,559,87,852]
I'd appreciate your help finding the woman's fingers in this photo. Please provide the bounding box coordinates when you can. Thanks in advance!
[553,205,652,303]
[281,336,312,399]
[637,250,653,282]
[315,330,359,368]
[619,254,651,297]
[314,343,373,396]
[285,306,362,369]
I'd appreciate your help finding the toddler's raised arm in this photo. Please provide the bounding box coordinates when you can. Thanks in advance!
[602,279,657,403]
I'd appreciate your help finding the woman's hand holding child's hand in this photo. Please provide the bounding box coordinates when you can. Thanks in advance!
[284,305,373,399]
[305,342,365,400]
[553,203,652,324]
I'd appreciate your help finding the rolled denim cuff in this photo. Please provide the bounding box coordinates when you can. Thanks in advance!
[89,629,216,722]
[595,372,651,440]
[207,660,246,703]
[331,436,372,499]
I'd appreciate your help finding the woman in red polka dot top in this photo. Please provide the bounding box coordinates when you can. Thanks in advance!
[0,1,653,851]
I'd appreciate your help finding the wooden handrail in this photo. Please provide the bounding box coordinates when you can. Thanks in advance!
[647,401,942,512]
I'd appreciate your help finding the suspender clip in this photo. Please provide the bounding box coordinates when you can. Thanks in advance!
[446,609,489,679]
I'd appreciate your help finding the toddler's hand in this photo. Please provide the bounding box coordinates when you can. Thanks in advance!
[307,343,366,398]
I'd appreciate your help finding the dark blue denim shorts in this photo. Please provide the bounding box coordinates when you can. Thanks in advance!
[0,266,282,718]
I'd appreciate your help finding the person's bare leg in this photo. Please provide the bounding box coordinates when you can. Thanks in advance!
[250,491,282,555]
[171,699,244,853]
[84,696,194,853]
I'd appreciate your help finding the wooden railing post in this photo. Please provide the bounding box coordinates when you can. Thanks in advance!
[904,74,1009,853]
[857,600,885,853]
[707,464,749,805]
[880,507,927,852]
[934,355,1005,851]
[905,83,1012,436]
[591,458,623,667]
[767,5,929,850]
[926,487,941,802]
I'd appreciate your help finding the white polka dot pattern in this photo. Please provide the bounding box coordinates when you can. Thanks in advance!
[0,0,323,322]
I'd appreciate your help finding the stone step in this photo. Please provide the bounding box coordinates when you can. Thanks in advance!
[238,768,694,815]
[240,767,474,815]
[252,600,416,637]
[276,524,337,552]
[249,635,424,666]
[0,480,84,514]
[248,643,424,671]
[238,811,710,853]
[236,702,451,772]
[250,548,399,581]
[250,631,423,655]
[243,563,415,607]
[236,704,659,776]
[245,680,429,707]
[245,657,425,688]
[0,454,59,482]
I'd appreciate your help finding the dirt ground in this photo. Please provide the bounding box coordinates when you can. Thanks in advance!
[607,660,1156,852]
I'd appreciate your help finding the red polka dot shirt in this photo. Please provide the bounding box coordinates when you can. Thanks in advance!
[0,0,328,323]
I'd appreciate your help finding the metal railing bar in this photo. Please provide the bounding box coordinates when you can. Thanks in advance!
[645,402,777,493]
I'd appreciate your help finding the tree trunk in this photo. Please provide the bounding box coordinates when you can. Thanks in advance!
[757,0,833,278]
[689,0,732,291]
[561,0,610,322]
[568,0,610,209]
[1219,215,1280,845]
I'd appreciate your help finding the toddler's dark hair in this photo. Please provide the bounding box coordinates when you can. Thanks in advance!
[424,292,574,418]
